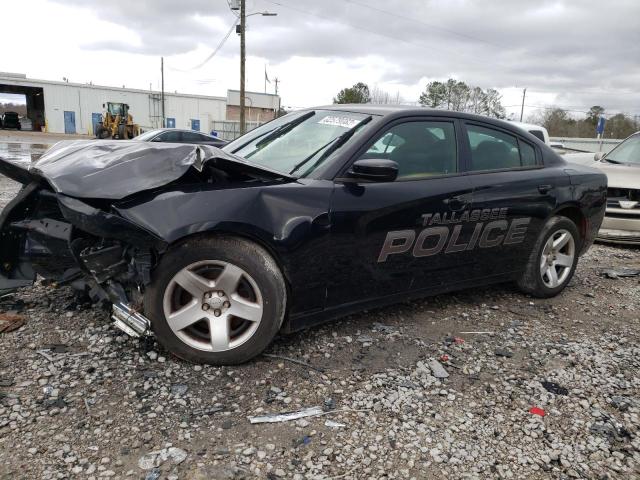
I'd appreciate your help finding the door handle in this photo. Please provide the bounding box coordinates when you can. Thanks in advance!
[444,195,471,211]
[538,184,553,194]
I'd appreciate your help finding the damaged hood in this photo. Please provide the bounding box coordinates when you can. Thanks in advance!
[24,140,291,200]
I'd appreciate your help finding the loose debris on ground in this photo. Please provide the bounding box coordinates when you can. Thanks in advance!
[1,176,640,479]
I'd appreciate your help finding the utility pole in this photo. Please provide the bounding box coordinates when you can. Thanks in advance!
[161,57,166,128]
[239,0,246,135]
[519,88,526,122]
[274,77,280,117]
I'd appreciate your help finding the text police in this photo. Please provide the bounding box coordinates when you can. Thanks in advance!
[378,208,531,262]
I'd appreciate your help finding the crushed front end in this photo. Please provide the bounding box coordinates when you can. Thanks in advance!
[0,150,171,336]
[0,140,292,337]
[0,180,166,336]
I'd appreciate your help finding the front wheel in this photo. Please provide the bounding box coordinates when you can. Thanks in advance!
[144,236,287,365]
[517,216,580,298]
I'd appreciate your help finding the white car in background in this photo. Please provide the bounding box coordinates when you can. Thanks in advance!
[590,132,640,244]
[511,121,566,151]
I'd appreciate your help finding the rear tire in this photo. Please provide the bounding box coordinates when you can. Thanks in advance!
[144,236,287,365]
[517,216,580,298]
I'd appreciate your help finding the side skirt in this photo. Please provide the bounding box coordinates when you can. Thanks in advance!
[282,272,517,333]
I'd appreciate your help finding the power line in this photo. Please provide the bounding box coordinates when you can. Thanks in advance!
[520,87,640,97]
[262,0,500,69]
[169,19,239,72]
[342,0,502,49]
[504,104,640,117]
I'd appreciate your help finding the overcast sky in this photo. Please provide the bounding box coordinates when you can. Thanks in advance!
[2,0,640,119]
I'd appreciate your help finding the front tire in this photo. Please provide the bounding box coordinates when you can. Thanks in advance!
[517,216,580,298]
[144,236,287,365]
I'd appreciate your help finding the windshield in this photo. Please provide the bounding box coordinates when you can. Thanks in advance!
[224,109,372,176]
[108,103,125,116]
[606,134,640,165]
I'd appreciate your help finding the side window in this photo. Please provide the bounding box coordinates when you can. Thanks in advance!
[158,130,182,142]
[182,132,203,142]
[366,131,404,156]
[466,124,533,171]
[520,140,537,166]
[361,121,457,179]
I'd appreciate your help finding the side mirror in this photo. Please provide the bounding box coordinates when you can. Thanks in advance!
[348,159,398,182]
[594,152,604,161]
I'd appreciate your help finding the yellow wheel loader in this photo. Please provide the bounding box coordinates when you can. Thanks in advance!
[95,102,140,139]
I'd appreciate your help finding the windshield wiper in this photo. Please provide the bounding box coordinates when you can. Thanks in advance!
[289,115,373,176]
[253,111,315,150]
[604,158,623,164]
[230,111,315,154]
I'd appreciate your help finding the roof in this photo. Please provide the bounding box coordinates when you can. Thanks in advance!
[510,121,548,132]
[0,75,227,102]
[311,104,524,131]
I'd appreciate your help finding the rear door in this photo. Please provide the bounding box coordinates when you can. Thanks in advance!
[327,117,476,308]
[462,122,559,278]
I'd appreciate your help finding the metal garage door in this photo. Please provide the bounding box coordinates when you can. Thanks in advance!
[64,111,76,134]
[91,113,102,136]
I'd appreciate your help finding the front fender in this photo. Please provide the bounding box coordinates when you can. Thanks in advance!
[113,181,335,315]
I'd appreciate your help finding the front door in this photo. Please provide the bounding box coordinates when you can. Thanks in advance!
[462,122,559,278]
[327,118,475,308]
[63,111,76,134]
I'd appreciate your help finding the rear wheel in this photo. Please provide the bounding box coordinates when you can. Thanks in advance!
[517,216,580,298]
[144,236,287,365]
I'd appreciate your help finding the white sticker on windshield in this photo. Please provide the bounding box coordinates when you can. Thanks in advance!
[318,116,360,128]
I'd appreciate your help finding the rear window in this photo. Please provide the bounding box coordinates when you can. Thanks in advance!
[467,124,538,171]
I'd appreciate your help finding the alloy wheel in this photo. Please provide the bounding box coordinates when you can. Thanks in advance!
[162,260,263,352]
[539,229,575,288]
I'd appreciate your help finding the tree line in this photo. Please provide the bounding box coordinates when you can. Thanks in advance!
[332,81,639,139]
[529,106,639,139]
[0,102,27,116]
[333,79,505,118]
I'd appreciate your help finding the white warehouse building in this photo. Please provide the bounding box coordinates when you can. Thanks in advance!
[0,72,280,137]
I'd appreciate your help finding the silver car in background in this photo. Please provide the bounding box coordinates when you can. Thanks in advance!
[590,132,640,244]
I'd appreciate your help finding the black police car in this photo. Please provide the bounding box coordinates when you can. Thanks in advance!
[0,106,606,364]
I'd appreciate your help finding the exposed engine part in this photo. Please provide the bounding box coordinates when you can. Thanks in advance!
[111,302,150,338]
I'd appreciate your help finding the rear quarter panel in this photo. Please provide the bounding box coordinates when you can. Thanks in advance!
[561,165,607,253]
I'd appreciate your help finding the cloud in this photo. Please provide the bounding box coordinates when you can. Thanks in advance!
[32,0,640,114]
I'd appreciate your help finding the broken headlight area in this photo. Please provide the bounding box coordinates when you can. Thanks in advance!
[0,183,165,335]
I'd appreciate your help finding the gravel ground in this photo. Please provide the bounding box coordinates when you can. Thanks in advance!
[1,145,639,480]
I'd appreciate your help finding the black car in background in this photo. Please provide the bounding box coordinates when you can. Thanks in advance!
[135,128,227,147]
[0,106,607,365]
[1,112,21,130]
